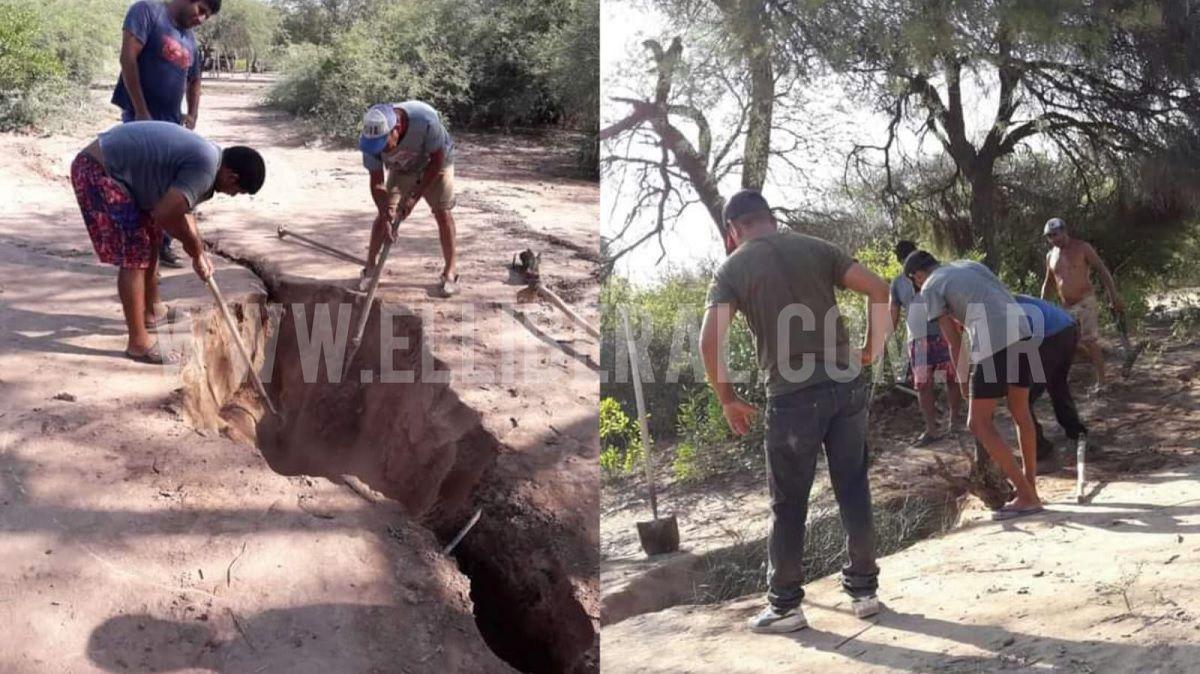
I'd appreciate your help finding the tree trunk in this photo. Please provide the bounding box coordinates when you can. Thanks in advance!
[969,171,998,267]
[726,0,773,191]
[741,35,773,190]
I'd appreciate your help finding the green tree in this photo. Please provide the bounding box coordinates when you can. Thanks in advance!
[541,0,600,173]
[804,0,1200,265]
[0,3,63,92]
[600,0,828,272]
[274,0,380,46]
[199,0,282,75]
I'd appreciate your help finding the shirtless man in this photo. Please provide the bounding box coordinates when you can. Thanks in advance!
[1040,218,1124,393]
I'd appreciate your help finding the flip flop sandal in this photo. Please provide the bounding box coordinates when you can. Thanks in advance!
[145,305,179,330]
[991,505,1045,521]
[125,342,179,366]
[440,274,460,297]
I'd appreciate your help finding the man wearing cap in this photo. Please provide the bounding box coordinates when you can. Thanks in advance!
[904,251,1043,520]
[112,0,222,269]
[359,101,458,297]
[1015,294,1089,473]
[890,240,963,445]
[70,121,265,364]
[1041,217,1124,394]
[699,189,892,633]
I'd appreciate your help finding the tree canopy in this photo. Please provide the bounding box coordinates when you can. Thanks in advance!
[603,0,1200,270]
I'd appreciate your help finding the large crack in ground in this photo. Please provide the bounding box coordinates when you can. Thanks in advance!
[173,248,596,673]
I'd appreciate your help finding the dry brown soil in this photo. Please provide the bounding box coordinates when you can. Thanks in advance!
[600,320,1200,672]
[0,79,599,673]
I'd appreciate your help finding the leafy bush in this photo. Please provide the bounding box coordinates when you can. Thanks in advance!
[602,267,760,441]
[600,397,643,479]
[672,387,751,483]
[0,0,124,130]
[0,4,64,92]
[263,42,325,109]
[267,0,595,149]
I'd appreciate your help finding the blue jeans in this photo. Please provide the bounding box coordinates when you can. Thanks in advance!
[764,377,879,610]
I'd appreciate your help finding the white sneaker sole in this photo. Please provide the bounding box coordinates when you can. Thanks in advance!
[852,599,882,618]
[748,618,808,634]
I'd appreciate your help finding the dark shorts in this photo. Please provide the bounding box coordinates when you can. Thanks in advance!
[70,153,161,269]
[970,341,1034,400]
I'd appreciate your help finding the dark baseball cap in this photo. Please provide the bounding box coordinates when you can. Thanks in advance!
[723,189,771,224]
[902,250,940,278]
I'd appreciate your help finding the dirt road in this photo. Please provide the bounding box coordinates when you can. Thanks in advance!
[600,327,1200,672]
[0,79,599,672]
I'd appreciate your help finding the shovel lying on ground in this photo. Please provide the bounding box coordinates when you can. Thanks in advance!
[511,248,600,339]
[277,224,367,267]
[1113,310,1146,378]
[343,213,406,380]
[204,274,279,416]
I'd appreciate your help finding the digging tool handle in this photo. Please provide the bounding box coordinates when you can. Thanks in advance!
[205,275,278,416]
[620,307,658,520]
[538,284,600,339]
[1076,435,1088,503]
[278,225,368,267]
[343,215,403,379]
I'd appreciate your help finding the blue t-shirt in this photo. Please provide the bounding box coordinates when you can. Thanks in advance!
[362,101,455,174]
[98,122,221,212]
[1015,295,1075,338]
[111,1,201,124]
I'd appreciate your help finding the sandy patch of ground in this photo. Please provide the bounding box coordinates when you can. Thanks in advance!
[0,79,598,672]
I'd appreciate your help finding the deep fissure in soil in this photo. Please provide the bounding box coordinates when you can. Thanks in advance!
[177,278,595,673]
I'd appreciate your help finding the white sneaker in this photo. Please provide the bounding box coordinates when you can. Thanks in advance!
[747,605,807,633]
[851,595,882,618]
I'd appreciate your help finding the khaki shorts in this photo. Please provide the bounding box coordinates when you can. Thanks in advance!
[1066,293,1101,343]
[386,163,456,212]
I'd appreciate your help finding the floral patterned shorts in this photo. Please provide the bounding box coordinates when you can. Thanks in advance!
[70,152,161,269]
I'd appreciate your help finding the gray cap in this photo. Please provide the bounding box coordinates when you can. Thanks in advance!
[723,189,771,224]
[1043,217,1066,235]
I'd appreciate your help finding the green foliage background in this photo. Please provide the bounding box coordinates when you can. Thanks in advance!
[0,0,599,172]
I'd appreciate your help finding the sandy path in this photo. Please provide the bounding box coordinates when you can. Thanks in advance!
[603,462,1200,673]
[0,79,598,672]
[601,331,1200,672]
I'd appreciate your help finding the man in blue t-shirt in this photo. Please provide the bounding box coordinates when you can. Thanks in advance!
[1015,295,1088,471]
[112,0,221,267]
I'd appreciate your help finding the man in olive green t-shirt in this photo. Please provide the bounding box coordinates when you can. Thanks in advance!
[699,189,892,634]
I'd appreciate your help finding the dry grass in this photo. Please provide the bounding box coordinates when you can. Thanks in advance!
[691,495,961,604]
